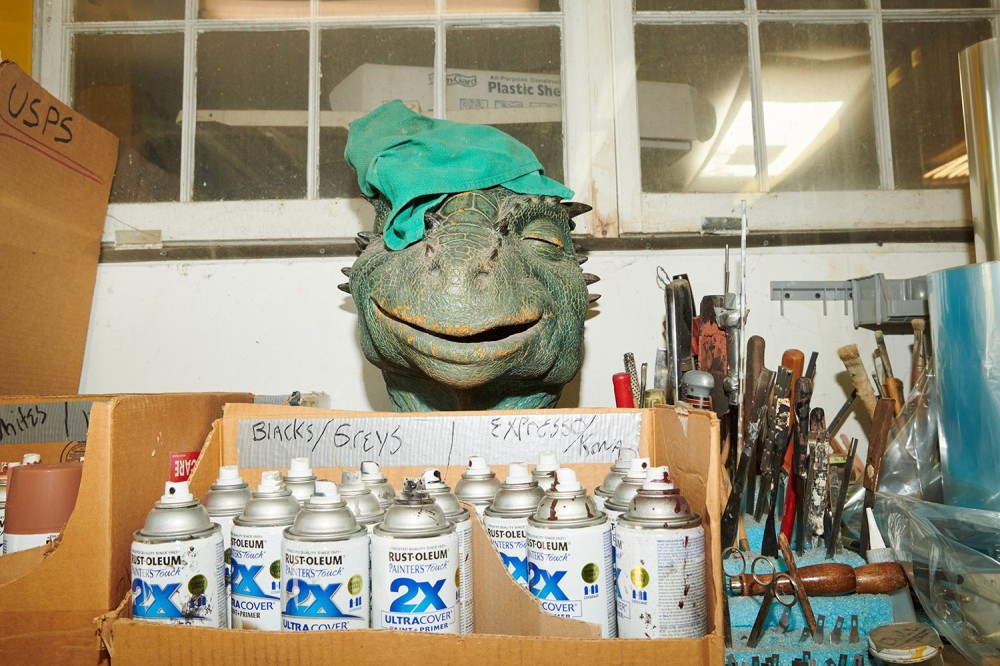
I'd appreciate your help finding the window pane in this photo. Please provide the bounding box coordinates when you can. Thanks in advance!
[319,0,435,17]
[635,0,743,10]
[635,23,752,193]
[195,31,309,201]
[74,0,183,21]
[885,21,991,188]
[882,0,988,8]
[759,22,879,191]
[759,0,865,9]
[320,28,435,198]
[445,0,560,12]
[73,33,184,202]
[201,0,308,18]
[445,26,564,184]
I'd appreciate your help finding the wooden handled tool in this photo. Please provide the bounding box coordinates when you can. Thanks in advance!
[729,561,908,597]
[792,377,813,554]
[837,344,879,421]
[741,336,767,514]
[911,318,926,389]
[778,533,817,636]
[860,398,896,557]
[874,331,903,416]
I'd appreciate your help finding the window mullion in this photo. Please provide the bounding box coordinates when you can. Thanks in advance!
[747,0,769,191]
[180,0,199,202]
[607,0,641,234]
[307,0,320,200]
[870,7,895,191]
[434,0,446,120]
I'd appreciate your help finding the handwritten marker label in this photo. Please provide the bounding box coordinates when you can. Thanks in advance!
[236,413,643,468]
[0,402,94,445]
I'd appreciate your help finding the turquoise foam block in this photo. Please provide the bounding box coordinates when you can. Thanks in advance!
[726,543,891,665]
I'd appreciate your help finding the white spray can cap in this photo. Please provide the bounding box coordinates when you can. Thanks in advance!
[467,456,490,474]
[642,466,674,490]
[257,470,284,493]
[505,462,532,484]
[21,453,41,465]
[625,457,651,480]
[160,481,194,504]
[360,461,383,478]
[340,470,366,491]
[215,465,244,486]
[535,451,559,472]
[555,467,582,492]
[311,480,342,504]
[420,468,445,488]
[286,457,313,478]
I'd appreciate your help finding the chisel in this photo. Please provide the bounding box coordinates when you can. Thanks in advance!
[859,399,896,557]
[792,377,814,554]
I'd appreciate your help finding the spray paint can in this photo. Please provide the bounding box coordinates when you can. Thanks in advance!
[0,464,10,555]
[614,466,706,639]
[593,447,638,512]
[203,465,252,627]
[360,461,395,510]
[454,456,501,517]
[371,478,459,634]
[4,462,83,554]
[230,471,301,630]
[483,462,544,589]
[338,471,385,533]
[281,481,370,631]
[131,481,226,626]
[421,468,473,634]
[682,370,714,410]
[283,457,316,506]
[532,451,560,491]
[603,457,651,525]
[527,467,617,638]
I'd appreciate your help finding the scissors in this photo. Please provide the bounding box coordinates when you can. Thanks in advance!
[723,547,798,648]
[655,265,671,291]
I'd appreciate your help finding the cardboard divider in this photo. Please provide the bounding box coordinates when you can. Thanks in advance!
[101,403,724,664]
[0,393,251,665]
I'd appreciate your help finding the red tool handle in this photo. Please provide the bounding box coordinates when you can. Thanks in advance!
[613,372,635,408]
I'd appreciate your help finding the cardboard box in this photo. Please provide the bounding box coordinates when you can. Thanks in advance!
[0,393,252,665]
[0,395,110,464]
[0,61,118,395]
[100,403,724,664]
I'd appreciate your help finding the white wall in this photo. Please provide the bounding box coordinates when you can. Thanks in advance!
[79,241,971,452]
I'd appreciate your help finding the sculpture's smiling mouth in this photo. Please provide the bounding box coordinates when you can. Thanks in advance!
[373,298,545,364]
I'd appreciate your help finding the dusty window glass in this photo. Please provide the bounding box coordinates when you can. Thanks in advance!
[74,0,183,21]
[759,22,879,192]
[73,32,184,203]
[884,20,991,188]
[635,23,752,193]
[445,0,560,12]
[320,0,434,16]
[634,0,744,10]
[201,0,308,18]
[882,0,989,8]
[194,30,309,201]
[319,28,435,198]
[445,26,564,184]
[758,0,865,9]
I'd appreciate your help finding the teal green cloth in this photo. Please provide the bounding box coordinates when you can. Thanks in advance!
[345,100,574,251]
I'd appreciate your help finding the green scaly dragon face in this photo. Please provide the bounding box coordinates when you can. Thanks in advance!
[343,187,598,412]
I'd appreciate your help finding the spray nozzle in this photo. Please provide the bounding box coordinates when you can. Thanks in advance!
[535,451,559,472]
[399,477,429,502]
[420,468,444,487]
[505,462,532,484]
[467,456,491,474]
[286,457,314,479]
[626,457,651,480]
[613,447,638,470]
[21,453,41,465]
[641,465,674,490]
[215,465,244,486]
[340,470,365,491]
[555,467,582,493]
[161,481,195,504]
[257,470,285,494]
[360,461,382,479]
[310,480,342,504]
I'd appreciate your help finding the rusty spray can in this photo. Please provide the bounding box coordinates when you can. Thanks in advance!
[371,478,459,634]
[593,447,638,512]
[532,451,560,491]
[360,461,395,511]
[614,466,706,638]
[603,457,651,525]
[230,471,301,631]
[203,465,252,627]
[527,467,617,637]
[421,468,473,634]
[482,462,544,589]
[280,480,370,631]
[282,457,317,506]
[338,470,385,533]
[131,481,226,626]
[454,456,501,517]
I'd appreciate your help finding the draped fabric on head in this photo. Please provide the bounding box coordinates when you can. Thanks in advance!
[344,99,575,251]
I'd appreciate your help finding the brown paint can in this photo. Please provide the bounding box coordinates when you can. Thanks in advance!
[3,462,83,554]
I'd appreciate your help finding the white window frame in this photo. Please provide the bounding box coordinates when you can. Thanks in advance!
[34,0,995,248]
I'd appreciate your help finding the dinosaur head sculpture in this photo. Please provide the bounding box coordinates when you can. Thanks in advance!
[342,187,598,411]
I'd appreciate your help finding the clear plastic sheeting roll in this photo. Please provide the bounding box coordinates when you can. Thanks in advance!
[876,493,1000,666]
[928,261,1000,512]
